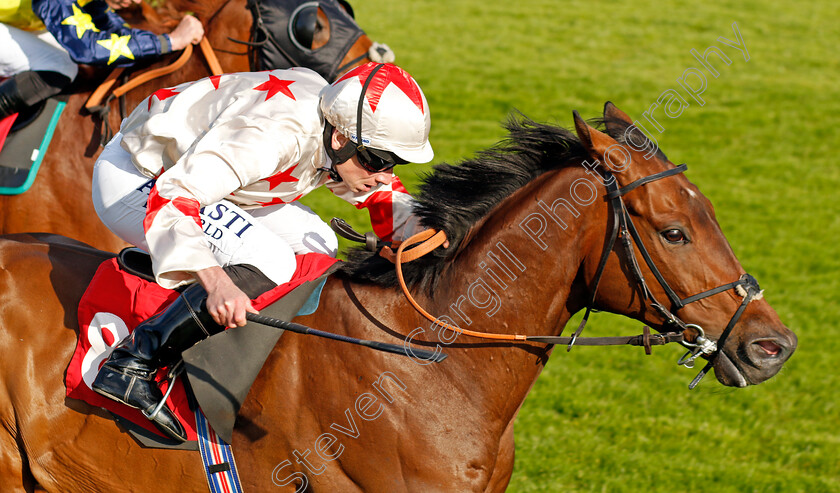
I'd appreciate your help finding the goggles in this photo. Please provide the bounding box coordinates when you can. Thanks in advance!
[357,146,408,173]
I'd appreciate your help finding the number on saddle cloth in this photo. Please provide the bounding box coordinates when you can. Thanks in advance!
[66,250,341,446]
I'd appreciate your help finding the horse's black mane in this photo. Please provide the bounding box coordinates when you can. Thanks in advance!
[338,112,662,290]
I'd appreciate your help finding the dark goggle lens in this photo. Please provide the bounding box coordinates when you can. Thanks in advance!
[358,147,407,173]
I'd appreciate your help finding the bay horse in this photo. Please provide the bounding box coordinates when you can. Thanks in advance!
[0,0,379,253]
[0,103,796,491]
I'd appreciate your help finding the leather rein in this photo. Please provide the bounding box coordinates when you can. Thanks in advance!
[354,164,763,389]
[85,37,224,145]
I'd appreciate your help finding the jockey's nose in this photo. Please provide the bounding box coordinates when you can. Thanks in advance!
[374,172,393,185]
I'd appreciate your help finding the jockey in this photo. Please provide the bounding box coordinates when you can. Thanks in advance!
[90,62,433,442]
[0,0,204,120]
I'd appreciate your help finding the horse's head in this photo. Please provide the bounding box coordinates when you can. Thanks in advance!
[248,0,391,82]
[572,103,796,387]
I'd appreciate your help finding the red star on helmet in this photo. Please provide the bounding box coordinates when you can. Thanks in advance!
[264,164,300,189]
[335,63,424,114]
[147,87,179,110]
[254,75,296,101]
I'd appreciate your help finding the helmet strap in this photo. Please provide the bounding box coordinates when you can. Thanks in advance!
[322,122,354,182]
[354,63,386,164]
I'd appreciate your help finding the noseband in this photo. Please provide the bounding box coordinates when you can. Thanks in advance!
[575,163,764,388]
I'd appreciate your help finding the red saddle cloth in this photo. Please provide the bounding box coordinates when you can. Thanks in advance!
[0,113,17,152]
[65,253,338,441]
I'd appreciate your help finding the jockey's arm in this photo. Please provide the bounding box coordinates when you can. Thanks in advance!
[31,0,203,66]
[142,117,290,325]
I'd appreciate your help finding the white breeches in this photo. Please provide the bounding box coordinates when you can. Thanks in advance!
[91,134,338,286]
[0,23,78,79]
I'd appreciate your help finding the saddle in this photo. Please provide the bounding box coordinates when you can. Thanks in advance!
[0,65,115,195]
[0,96,66,195]
[66,248,340,448]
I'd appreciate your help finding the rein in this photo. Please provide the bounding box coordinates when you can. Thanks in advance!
[375,163,763,388]
[85,38,224,145]
[387,227,685,350]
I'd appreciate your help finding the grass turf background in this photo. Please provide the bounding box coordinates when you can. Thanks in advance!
[296,1,839,491]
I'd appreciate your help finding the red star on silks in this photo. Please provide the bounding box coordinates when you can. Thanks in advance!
[334,64,425,114]
[257,193,302,207]
[264,164,299,189]
[209,74,222,89]
[253,75,296,101]
[147,87,179,110]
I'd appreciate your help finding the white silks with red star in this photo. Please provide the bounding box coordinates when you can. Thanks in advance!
[115,67,417,289]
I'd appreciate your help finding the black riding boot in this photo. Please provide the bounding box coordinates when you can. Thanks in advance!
[0,71,71,120]
[0,77,27,121]
[92,283,224,442]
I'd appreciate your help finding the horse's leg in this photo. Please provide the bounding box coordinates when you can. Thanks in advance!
[484,419,516,492]
[0,421,36,493]
[0,236,211,491]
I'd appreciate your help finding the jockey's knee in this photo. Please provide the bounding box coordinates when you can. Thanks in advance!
[301,227,338,257]
[15,70,73,104]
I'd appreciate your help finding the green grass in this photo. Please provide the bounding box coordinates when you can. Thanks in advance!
[298,1,840,491]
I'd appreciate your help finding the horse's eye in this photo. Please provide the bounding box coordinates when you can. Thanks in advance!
[661,228,687,244]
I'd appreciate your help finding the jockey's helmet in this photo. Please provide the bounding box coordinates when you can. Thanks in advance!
[320,62,433,171]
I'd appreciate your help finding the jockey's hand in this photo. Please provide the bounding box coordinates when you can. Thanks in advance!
[169,15,205,51]
[195,266,258,328]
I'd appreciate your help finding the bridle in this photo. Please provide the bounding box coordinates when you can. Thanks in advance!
[574,163,764,388]
[240,0,368,82]
[366,162,765,389]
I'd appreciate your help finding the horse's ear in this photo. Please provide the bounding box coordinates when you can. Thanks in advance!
[603,101,634,135]
[603,101,633,124]
[573,110,592,149]
[573,110,620,160]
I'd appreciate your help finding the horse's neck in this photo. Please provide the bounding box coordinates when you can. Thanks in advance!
[243,166,608,459]
[435,167,599,335]
[413,166,606,419]
[158,0,229,22]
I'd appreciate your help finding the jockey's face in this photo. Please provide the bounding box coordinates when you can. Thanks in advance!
[105,0,142,10]
[331,131,393,193]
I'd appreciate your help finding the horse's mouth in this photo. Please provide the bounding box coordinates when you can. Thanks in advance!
[712,350,748,388]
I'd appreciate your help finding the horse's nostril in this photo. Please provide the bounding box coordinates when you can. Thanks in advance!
[755,340,781,356]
